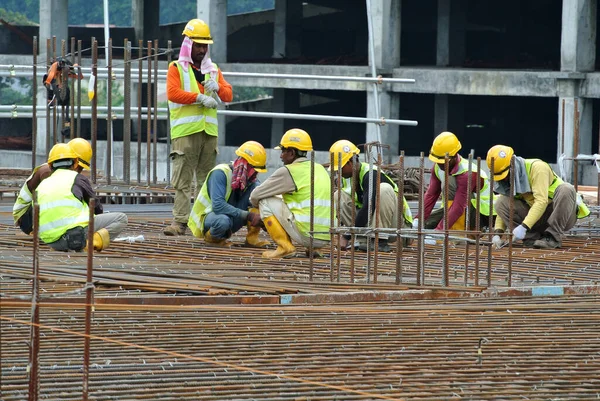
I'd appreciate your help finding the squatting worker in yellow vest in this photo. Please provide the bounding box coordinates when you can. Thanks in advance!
[36,142,128,252]
[164,18,233,236]
[414,131,494,232]
[329,140,413,252]
[250,129,333,259]
[13,138,93,235]
[487,145,590,250]
[188,141,270,248]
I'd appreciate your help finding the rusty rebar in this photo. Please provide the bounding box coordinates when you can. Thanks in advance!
[27,202,40,401]
[487,156,494,287]
[77,40,82,138]
[373,151,382,283]
[336,152,342,282]
[395,152,404,284]
[442,153,450,287]
[32,36,37,170]
[45,38,51,155]
[350,153,357,283]
[106,38,113,185]
[153,39,159,185]
[123,39,131,185]
[166,40,172,186]
[474,157,482,286]
[416,152,425,286]
[70,36,75,139]
[91,39,98,184]
[464,152,473,286]
[573,98,579,190]
[508,155,515,286]
[146,41,152,186]
[137,40,143,184]
[329,151,335,282]
[82,199,95,401]
[309,150,315,282]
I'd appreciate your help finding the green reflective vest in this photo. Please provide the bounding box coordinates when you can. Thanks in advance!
[524,159,590,219]
[168,61,219,140]
[36,169,89,244]
[284,161,332,241]
[12,163,45,224]
[188,164,233,238]
[434,157,494,216]
[342,162,413,223]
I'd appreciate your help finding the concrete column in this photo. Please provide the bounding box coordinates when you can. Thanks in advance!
[434,94,449,137]
[131,0,160,44]
[558,0,596,184]
[366,0,401,162]
[436,0,450,67]
[197,0,228,63]
[273,0,302,59]
[270,89,299,147]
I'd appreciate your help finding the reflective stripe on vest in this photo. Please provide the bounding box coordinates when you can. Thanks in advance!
[434,158,493,216]
[168,61,219,140]
[342,162,413,223]
[524,159,590,219]
[36,169,89,244]
[283,161,332,241]
[188,164,233,238]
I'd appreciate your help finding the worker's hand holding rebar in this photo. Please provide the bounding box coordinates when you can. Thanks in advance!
[512,225,527,241]
[202,79,219,93]
[196,93,218,109]
[247,211,262,227]
[412,218,419,229]
[491,235,504,249]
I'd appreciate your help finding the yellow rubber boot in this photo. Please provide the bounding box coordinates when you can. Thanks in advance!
[262,216,296,258]
[93,228,110,251]
[244,225,270,248]
[204,230,232,247]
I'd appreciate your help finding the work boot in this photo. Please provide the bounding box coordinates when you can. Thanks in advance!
[262,216,296,258]
[244,225,270,248]
[92,228,110,252]
[163,221,187,236]
[204,230,232,247]
[533,233,561,249]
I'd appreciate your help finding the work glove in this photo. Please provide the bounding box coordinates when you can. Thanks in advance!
[201,79,219,93]
[512,225,527,241]
[491,235,504,249]
[247,211,262,227]
[412,218,419,229]
[196,93,218,109]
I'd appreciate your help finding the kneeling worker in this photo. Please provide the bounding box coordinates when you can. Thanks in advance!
[330,139,413,251]
[188,141,270,248]
[36,142,128,252]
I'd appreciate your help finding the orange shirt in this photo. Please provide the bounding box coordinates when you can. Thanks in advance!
[166,63,233,104]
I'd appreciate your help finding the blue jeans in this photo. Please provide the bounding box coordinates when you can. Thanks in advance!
[203,182,257,239]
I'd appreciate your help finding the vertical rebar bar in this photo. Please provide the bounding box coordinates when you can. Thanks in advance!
[32,36,37,169]
[350,154,357,283]
[488,157,494,287]
[106,38,113,185]
[61,39,66,142]
[52,37,57,145]
[77,40,82,138]
[573,98,579,190]
[395,152,404,284]
[561,99,565,155]
[46,38,51,154]
[28,202,40,401]
[373,151,382,283]
[366,146,374,283]
[70,37,75,139]
[123,39,131,185]
[464,152,473,286]
[91,39,98,184]
[153,39,159,184]
[508,156,515,287]
[416,152,425,286]
[309,150,315,281]
[82,199,95,400]
[336,152,342,282]
[474,157,482,286]
[166,40,172,185]
[442,154,450,287]
[137,40,143,184]
[146,41,152,186]
[329,151,335,282]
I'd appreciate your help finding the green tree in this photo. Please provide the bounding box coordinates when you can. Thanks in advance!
[0,77,33,105]
[0,7,36,25]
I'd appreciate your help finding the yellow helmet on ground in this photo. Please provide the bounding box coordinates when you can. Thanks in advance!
[235,141,267,173]
[68,138,92,170]
[48,143,78,166]
[329,139,360,170]
[182,19,213,44]
[275,128,313,152]
[486,145,514,181]
[429,131,462,163]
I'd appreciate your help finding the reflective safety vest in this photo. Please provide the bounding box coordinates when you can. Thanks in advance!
[12,163,45,224]
[284,161,332,241]
[524,159,590,219]
[434,157,494,216]
[36,169,89,244]
[188,164,232,238]
[342,162,413,223]
[168,61,219,140]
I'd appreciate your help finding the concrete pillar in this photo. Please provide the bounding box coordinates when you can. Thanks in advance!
[270,89,299,147]
[197,0,228,63]
[131,0,160,44]
[273,0,302,59]
[558,0,596,184]
[366,0,401,162]
[434,94,449,137]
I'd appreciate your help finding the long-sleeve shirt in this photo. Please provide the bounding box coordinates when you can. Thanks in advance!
[166,63,233,104]
[74,173,103,215]
[494,160,556,231]
[206,169,250,221]
[249,158,306,207]
[354,170,396,227]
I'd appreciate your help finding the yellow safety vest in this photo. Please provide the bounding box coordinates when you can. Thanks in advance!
[342,162,413,223]
[36,169,89,244]
[188,164,233,238]
[168,61,219,140]
[284,161,332,241]
[524,159,590,219]
[434,157,494,216]
[12,163,45,224]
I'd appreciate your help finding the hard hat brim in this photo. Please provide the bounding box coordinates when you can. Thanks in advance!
[190,38,213,44]
[254,167,267,173]
[493,169,510,181]
[428,153,446,164]
[274,145,282,150]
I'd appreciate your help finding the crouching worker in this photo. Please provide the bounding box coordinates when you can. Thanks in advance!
[188,141,270,248]
[329,139,413,252]
[250,129,332,258]
[36,142,128,252]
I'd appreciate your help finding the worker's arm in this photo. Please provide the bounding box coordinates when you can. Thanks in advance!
[522,161,554,229]
[216,68,233,102]
[249,167,297,207]
[355,172,386,227]
[73,174,103,215]
[420,168,441,220]
[434,171,480,230]
[166,64,200,104]
[207,170,248,220]
[494,196,507,231]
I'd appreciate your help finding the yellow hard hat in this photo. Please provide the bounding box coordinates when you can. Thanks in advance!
[48,143,78,165]
[182,19,213,44]
[68,138,92,170]
[329,139,360,170]
[275,128,313,152]
[235,141,267,173]
[429,131,462,163]
[486,145,514,181]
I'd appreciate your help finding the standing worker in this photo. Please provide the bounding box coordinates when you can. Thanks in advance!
[329,140,413,251]
[250,129,332,258]
[487,145,589,249]
[414,132,493,232]
[164,18,233,236]
[36,143,128,252]
[188,141,270,248]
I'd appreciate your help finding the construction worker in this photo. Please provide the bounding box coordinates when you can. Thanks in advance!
[188,141,270,248]
[250,129,332,258]
[329,139,413,251]
[13,137,92,235]
[36,143,128,252]
[414,131,493,232]
[487,145,590,249]
[164,18,233,236]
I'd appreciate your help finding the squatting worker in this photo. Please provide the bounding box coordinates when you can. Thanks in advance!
[164,18,233,236]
